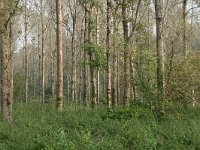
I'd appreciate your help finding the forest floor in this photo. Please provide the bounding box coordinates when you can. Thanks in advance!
[0,101,200,150]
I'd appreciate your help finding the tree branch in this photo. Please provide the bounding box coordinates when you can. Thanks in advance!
[128,0,142,42]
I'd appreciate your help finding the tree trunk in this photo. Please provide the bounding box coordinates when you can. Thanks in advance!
[40,0,45,104]
[155,0,165,100]
[106,0,112,108]
[37,22,41,100]
[83,4,88,106]
[97,68,100,104]
[88,7,97,108]
[24,1,28,103]
[90,66,97,108]
[0,0,13,122]
[56,0,63,111]
[51,52,56,101]
[49,11,56,101]
[0,32,12,122]
[9,21,14,104]
[122,0,130,105]
[112,13,118,106]
[95,9,100,105]
[182,0,187,59]
[71,3,77,103]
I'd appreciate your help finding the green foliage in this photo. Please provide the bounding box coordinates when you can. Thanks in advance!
[13,72,24,102]
[0,102,199,149]
[134,48,157,105]
[167,53,200,105]
[86,15,96,31]
[84,42,106,68]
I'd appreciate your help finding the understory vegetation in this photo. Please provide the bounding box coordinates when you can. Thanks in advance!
[0,102,199,150]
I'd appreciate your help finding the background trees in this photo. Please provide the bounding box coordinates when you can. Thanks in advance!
[1,0,200,121]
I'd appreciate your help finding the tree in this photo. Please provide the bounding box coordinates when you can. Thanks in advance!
[40,0,45,104]
[121,0,141,105]
[56,0,63,111]
[0,0,19,122]
[155,0,165,100]
[122,0,130,105]
[24,0,28,103]
[69,0,78,103]
[106,0,112,108]
[112,1,118,106]
[83,3,88,106]
[182,0,187,59]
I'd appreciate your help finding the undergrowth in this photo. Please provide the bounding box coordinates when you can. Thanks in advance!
[0,101,199,150]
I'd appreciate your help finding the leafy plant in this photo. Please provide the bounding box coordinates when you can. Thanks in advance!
[84,42,106,69]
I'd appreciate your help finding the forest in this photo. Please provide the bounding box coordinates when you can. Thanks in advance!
[0,0,200,149]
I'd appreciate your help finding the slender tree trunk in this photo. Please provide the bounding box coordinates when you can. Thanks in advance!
[155,0,165,100]
[95,9,100,105]
[65,31,69,102]
[97,68,100,104]
[49,13,56,101]
[112,15,118,106]
[32,41,36,98]
[40,0,45,104]
[147,4,151,85]
[83,5,88,106]
[122,0,130,105]
[24,1,28,103]
[130,56,136,99]
[117,46,120,104]
[51,51,56,101]
[56,0,63,111]
[71,4,77,103]
[88,7,97,108]
[103,70,106,98]
[90,66,97,108]
[79,52,83,103]
[113,2,120,105]
[9,21,14,104]
[106,0,112,108]
[37,22,41,100]
[112,44,117,106]
[41,23,45,104]
[182,0,187,59]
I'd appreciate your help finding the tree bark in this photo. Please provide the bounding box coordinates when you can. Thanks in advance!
[155,0,165,100]
[95,8,100,105]
[24,0,28,103]
[122,0,130,105]
[112,6,118,106]
[182,0,187,59]
[9,21,14,104]
[40,0,45,104]
[0,0,15,122]
[88,7,97,108]
[71,1,77,103]
[56,0,63,111]
[83,4,88,106]
[107,0,112,108]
